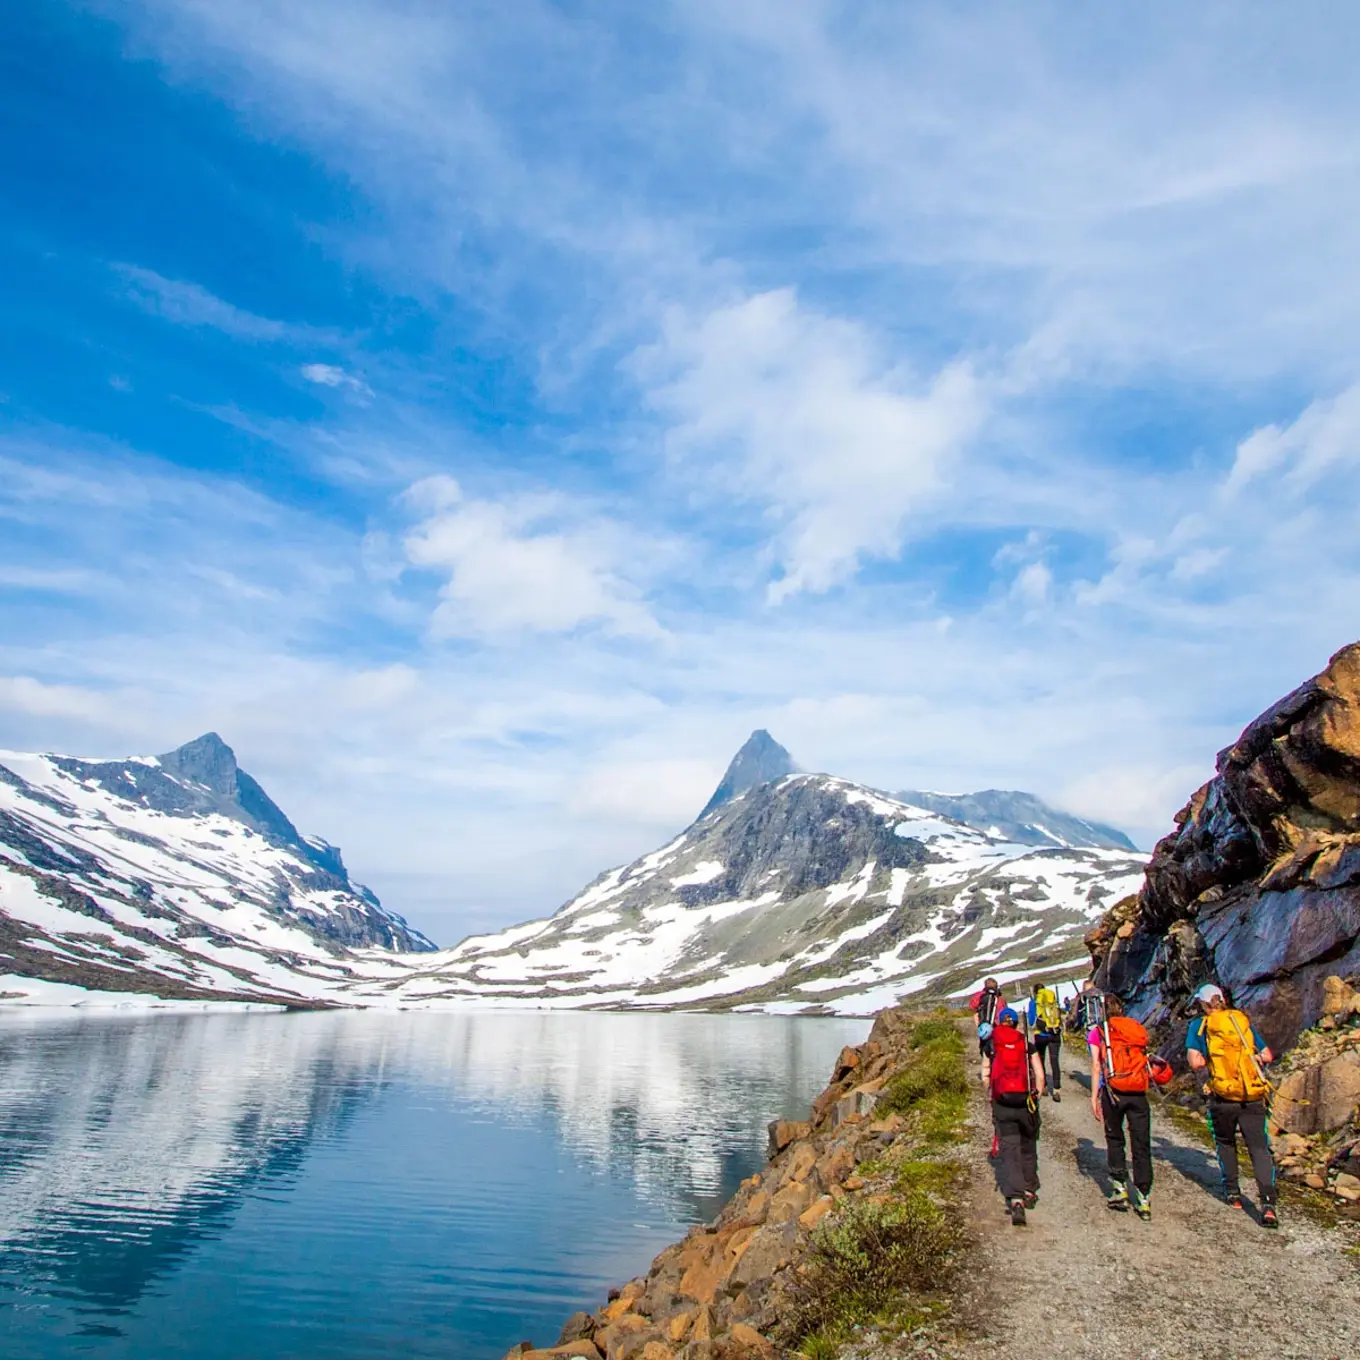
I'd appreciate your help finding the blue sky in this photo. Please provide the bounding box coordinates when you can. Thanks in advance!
[3,1,1360,943]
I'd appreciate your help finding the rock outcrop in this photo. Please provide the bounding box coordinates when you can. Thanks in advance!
[1089,642,1360,1051]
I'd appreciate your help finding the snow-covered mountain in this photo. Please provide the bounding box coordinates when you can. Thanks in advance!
[367,736,1147,1014]
[0,734,431,1007]
[0,730,1146,1013]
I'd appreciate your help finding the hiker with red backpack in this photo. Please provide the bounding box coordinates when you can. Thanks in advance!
[984,1007,1046,1226]
[1185,982,1279,1228]
[1087,993,1164,1221]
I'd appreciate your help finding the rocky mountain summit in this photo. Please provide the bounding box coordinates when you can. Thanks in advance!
[384,738,1146,1012]
[699,731,799,819]
[1089,641,1360,1051]
[0,734,431,1005]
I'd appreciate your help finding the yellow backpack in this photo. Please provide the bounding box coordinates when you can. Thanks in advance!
[1035,987,1061,1033]
[1204,1009,1270,1102]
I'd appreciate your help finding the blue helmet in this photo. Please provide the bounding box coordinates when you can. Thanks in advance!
[997,1007,1020,1026]
[977,1022,994,1041]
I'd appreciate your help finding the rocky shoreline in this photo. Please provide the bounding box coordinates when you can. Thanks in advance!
[503,1004,969,1360]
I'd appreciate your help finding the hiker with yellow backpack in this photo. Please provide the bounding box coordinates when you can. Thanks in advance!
[1087,994,1172,1220]
[1185,982,1279,1229]
[1026,981,1064,1102]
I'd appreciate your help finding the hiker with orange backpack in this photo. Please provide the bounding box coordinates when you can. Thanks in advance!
[1088,993,1156,1220]
[1185,982,1279,1228]
[984,1007,1046,1226]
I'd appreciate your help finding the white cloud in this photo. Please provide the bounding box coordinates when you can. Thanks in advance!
[401,475,661,639]
[640,289,985,600]
[570,758,722,828]
[1226,382,1360,496]
[0,677,123,725]
[300,362,372,398]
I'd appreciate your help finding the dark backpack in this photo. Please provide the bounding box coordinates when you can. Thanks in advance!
[977,987,1002,1026]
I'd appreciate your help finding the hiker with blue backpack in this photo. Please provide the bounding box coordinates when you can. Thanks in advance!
[983,1007,1046,1226]
[1185,982,1279,1229]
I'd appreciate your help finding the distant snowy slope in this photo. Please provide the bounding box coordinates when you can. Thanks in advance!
[366,765,1147,1014]
[0,734,432,1006]
[894,788,1138,852]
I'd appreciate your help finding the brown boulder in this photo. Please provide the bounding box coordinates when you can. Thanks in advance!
[727,1221,798,1292]
[725,1323,777,1359]
[559,1313,598,1345]
[1271,1052,1360,1134]
[596,1313,649,1359]
[1322,974,1360,1021]
[815,1142,855,1187]
[766,1179,815,1224]
[783,1141,817,1184]
[798,1195,834,1229]
[766,1120,810,1157]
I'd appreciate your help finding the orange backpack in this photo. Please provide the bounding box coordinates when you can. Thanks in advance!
[1106,1016,1150,1093]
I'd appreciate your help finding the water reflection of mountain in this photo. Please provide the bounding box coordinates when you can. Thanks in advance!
[0,1011,864,1321]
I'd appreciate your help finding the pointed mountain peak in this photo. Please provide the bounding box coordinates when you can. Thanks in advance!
[699,730,798,819]
[158,732,240,793]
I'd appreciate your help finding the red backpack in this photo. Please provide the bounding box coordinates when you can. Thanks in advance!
[990,1025,1032,1102]
[1106,1016,1150,1093]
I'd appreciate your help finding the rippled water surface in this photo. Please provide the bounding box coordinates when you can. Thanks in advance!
[0,1009,867,1358]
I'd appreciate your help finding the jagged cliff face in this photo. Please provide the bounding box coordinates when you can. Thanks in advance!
[379,771,1146,1012]
[1092,642,1360,1049]
[0,734,433,1006]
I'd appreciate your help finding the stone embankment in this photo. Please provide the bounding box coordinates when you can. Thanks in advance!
[503,1005,966,1360]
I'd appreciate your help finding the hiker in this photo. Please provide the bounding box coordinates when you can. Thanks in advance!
[1026,981,1064,1101]
[984,1007,1045,1226]
[1088,993,1154,1220]
[969,977,1005,1079]
[1069,978,1099,1033]
[1185,982,1279,1228]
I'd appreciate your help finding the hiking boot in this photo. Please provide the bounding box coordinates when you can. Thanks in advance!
[1130,1188,1152,1221]
[1009,1198,1027,1227]
[1051,1089,1061,1102]
[1226,1192,1244,1209]
[1262,1205,1280,1230]
[1106,1183,1129,1212]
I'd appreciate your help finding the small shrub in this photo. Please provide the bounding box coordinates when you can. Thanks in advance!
[909,1016,962,1049]
[778,1194,962,1347]
[877,1044,968,1116]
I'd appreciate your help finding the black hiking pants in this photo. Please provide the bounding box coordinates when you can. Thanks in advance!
[1100,1087,1152,1196]
[1035,1032,1062,1090]
[992,1099,1040,1201]
[1207,1097,1276,1204]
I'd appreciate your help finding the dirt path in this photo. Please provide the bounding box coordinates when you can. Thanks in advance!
[939,1044,1360,1360]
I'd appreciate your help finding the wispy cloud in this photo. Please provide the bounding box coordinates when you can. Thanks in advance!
[115,263,334,344]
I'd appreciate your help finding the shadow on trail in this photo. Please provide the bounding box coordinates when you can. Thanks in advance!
[1151,1132,1222,1195]
[1073,1137,1113,1194]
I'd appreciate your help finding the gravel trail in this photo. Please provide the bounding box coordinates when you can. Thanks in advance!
[940,1045,1360,1360]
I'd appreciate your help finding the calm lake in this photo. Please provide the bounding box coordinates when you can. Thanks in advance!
[0,1009,867,1359]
